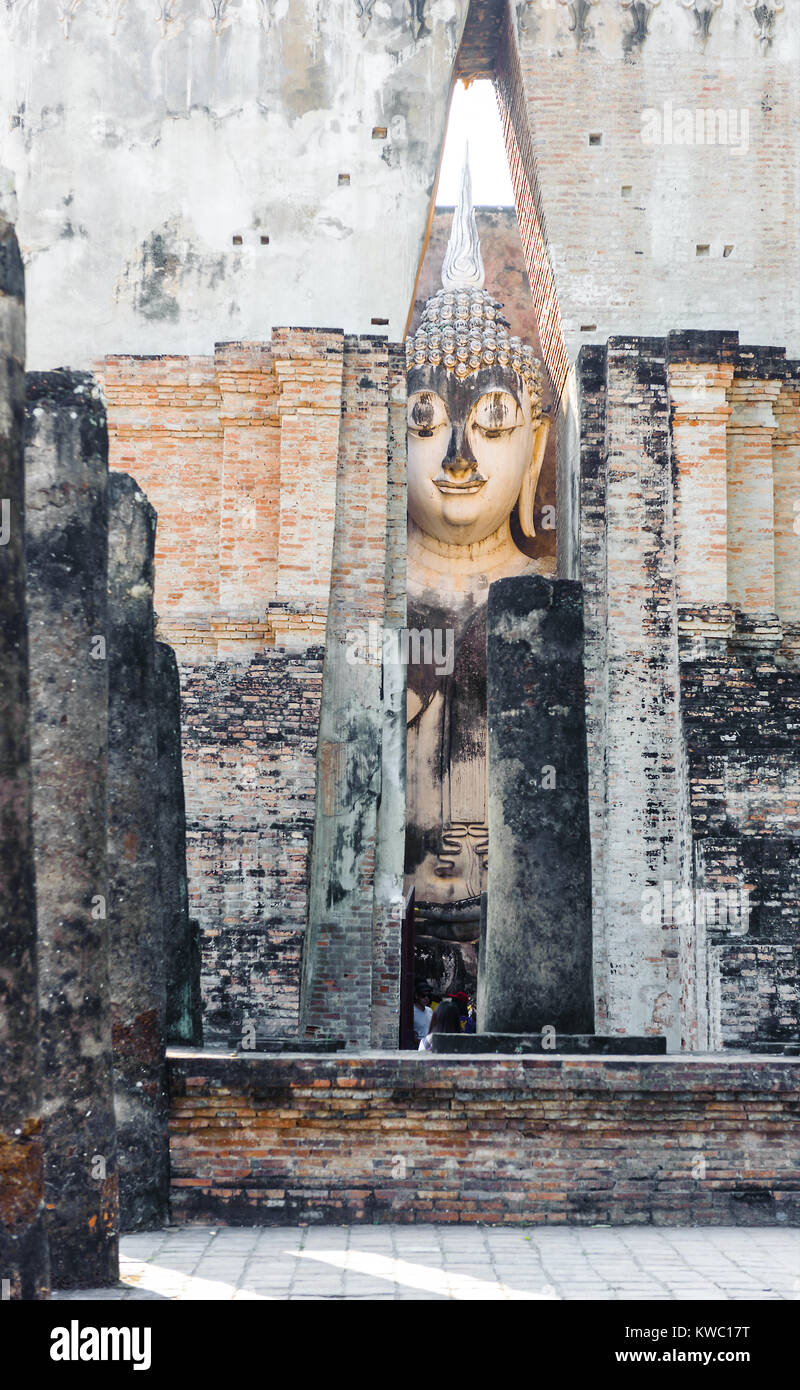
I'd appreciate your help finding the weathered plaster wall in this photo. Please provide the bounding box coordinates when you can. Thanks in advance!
[0,0,470,368]
[6,2,797,379]
[511,1,800,368]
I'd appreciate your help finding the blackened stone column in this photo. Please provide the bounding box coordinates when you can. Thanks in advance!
[155,641,201,1046]
[25,372,119,1287]
[480,575,594,1034]
[108,473,169,1230]
[0,212,49,1300]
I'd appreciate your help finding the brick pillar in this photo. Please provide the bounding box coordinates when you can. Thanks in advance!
[603,339,686,1048]
[215,342,280,620]
[155,641,201,1047]
[108,472,169,1230]
[576,346,609,1030]
[273,328,344,617]
[726,378,780,614]
[0,213,48,1300]
[668,359,734,607]
[302,337,390,1048]
[370,344,407,1048]
[25,372,119,1288]
[773,382,800,639]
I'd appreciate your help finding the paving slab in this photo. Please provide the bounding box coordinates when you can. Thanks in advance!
[51,1224,800,1301]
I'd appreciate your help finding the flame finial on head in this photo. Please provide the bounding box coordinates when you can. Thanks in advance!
[406,146,543,414]
[441,148,485,291]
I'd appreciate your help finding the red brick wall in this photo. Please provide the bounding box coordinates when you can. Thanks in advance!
[216,343,281,614]
[180,651,323,1041]
[100,355,226,616]
[168,1051,800,1226]
[100,331,405,1047]
[681,641,800,1047]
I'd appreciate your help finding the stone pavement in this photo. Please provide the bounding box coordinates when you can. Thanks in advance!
[53,1225,800,1300]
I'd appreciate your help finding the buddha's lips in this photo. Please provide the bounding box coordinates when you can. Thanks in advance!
[434,473,486,495]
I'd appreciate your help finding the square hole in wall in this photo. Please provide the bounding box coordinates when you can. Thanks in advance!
[588,132,603,146]
[372,126,387,139]
[338,173,351,185]
[580,324,597,333]
[621,185,632,198]
[260,235,270,245]
[696,244,710,257]
[371,317,389,326]
[723,244,734,258]
[232,234,243,245]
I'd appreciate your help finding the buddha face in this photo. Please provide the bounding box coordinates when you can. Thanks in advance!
[406,364,540,547]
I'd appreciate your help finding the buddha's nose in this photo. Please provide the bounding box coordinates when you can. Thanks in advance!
[441,422,477,475]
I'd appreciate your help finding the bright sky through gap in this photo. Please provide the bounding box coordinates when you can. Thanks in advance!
[436,80,515,207]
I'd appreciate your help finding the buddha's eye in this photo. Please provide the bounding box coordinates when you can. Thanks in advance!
[472,391,521,437]
[408,391,448,439]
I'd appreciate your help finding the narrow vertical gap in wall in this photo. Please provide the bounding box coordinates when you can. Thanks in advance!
[401,73,459,344]
[401,0,573,1024]
[492,1,573,578]
[492,6,567,399]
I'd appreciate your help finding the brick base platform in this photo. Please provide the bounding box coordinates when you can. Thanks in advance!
[167,1049,800,1227]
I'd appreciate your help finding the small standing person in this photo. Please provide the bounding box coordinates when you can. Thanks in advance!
[418,998,463,1052]
[450,990,474,1032]
[413,984,433,1044]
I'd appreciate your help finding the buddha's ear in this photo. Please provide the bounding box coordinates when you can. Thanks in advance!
[518,416,550,540]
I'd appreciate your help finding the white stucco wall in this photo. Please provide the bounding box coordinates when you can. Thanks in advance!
[4,2,799,371]
[0,0,469,368]
[514,0,800,365]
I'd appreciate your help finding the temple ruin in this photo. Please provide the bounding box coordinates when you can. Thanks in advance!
[0,0,799,1297]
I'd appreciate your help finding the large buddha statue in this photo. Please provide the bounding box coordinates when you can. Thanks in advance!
[405,161,549,992]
